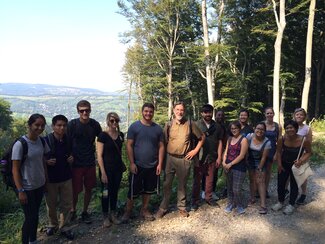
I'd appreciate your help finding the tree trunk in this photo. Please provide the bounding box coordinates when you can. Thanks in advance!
[315,55,325,117]
[272,0,286,124]
[202,0,214,107]
[301,0,316,113]
[167,60,173,119]
[127,78,133,128]
[279,79,286,126]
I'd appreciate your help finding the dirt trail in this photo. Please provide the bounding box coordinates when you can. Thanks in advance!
[41,164,325,244]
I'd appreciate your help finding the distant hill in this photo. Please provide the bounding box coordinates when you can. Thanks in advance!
[0,83,119,96]
[0,83,139,131]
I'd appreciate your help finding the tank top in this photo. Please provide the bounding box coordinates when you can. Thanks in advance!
[264,122,279,160]
[226,136,246,172]
[281,136,304,164]
[297,124,310,137]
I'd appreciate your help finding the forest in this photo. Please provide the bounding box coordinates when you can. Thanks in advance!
[119,0,324,125]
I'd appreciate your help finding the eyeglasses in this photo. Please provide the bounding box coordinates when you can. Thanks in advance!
[78,109,91,114]
[109,119,119,124]
[230,127,239,131]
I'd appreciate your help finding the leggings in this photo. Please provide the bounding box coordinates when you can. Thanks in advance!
[21,186,44,244]
[101,170,122,214]
[277,161,298,205]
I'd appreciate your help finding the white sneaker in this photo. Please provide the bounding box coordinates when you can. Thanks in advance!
[283,204,295,215]
[201,191,205,200]
[271,202,284,211]
[212,192,219,200]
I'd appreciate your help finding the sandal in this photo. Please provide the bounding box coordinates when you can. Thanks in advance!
[259,207,267,215]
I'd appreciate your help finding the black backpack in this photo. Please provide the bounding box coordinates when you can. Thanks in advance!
[0,137,46,190]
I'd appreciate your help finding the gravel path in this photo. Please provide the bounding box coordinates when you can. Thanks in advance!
[42,164,325,244]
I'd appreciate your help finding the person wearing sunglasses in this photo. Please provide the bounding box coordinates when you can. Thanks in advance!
[67,100,102,224]
[97,112,125,227]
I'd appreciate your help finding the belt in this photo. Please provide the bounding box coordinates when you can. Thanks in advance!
[168,153,185,159]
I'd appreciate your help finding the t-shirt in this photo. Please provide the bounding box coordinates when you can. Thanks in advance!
[240,124,254,137]
[127,120,164,168]
[68,118,102,167]
[97,131,125,172]
[165,119,203,156]
[246,133,271,151]
[45,134,72,183]
[12,135,50,190]
[297,124,310,137]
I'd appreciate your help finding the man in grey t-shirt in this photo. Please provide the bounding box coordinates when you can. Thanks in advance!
[121,103,164,222]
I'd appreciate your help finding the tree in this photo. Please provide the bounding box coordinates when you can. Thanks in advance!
[301,0,316,113]
[0,98,13,131]
[272,0,286,123]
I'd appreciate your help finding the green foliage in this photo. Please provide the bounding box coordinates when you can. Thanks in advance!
[0,98,13,131]
[310,117,325,133]
[310,134,325,164]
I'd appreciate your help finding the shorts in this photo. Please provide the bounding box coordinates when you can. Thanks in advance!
[127,165,158,199]
[248,160,267,172]
[72,166,96,194]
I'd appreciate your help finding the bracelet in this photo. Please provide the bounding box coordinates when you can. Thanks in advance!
[17,188,25,193]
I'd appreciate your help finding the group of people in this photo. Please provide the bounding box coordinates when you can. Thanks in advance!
[11,100,313,244]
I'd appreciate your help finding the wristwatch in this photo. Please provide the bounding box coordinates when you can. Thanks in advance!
[17,188,25,193]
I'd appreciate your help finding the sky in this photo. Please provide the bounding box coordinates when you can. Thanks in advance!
[0,0,130,92]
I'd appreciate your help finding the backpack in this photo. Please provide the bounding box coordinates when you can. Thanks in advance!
[0,136,45,190]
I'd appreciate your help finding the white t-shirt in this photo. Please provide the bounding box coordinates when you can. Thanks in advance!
[12,136,50,190]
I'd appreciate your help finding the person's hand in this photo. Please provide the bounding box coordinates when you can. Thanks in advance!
[101,173,108,184]
[18,192,28,205]
[224,162,232,171]
[294,159,303,168]
[67,155,74,164]
[130,163,138,174]
[47,158,56,166]
[216,158,221,169]
[185,150,197,160]
[156,163,162,175]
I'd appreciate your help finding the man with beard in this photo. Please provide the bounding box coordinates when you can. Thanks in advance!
[191,104,223,210]
[155,102,205,218]
[122,103,164,222]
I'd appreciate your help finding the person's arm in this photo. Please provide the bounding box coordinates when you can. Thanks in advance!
[12,160,27,204]
[185,133,206,160]
[294,138,312,167]
[222,139,229,168]
[126,139,137,174]
[156,141,165,175]
[258,148,270,171]
[216,139,223,168]
[96,141,107,183]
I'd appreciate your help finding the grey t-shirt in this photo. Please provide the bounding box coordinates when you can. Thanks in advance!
[12,136,50,190]
[246,133,271,151]
[127,120,164,168]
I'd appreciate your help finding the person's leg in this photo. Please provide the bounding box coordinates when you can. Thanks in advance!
[204,163,215,202]
[175,158,191,211]
[109,171,123,213]
[232,170,246,209]
[83,166,96,213]
[58,179,73,230]
[159,155,176,211]
[71,168,83,213]
[256,171,266,208]
[192,165,203,205]
[226,170,234,205]
[277,167,290,203]
[289,168,299,206]
[265,160,272,192]
[248,170,256,203]
[45,183,59,229]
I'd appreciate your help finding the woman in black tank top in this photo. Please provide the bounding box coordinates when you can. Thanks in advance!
[271,120,311,215]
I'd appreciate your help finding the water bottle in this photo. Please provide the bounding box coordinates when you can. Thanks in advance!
[0,160,7,173]
[102,184,108,198]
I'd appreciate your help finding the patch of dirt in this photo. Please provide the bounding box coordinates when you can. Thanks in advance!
[41,165,325,244]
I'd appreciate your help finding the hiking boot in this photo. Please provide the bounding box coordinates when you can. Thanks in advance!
[296,194,306,205]
[178,209,189,218]
[155,208,167,219]
[81,211,92,224]
[46,227,56,236]
[237,206,246,215]
[61,230,74,240]
[110,212,121,225]
[212,192,219,200]
[140,209,155,221]
[224,203,233,213]
[283,204,295,215]
[271,202,284,211]
[103,216,112,228]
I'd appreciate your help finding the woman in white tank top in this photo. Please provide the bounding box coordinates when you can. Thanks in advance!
[293,108,313,205]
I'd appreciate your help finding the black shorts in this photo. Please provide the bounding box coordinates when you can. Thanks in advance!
[127,165,158,199]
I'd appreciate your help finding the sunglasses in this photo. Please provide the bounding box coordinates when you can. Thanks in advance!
[78,109,91,114]
[109,119,119,123]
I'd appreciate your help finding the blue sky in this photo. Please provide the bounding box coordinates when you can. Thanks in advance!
[0,0,129,92]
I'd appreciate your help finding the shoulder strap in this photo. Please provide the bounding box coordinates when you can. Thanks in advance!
[18,137,28,164]
[297,136,306,160]
[107,133,122,156]
[260,139,270,152]
[46,133,55,155]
